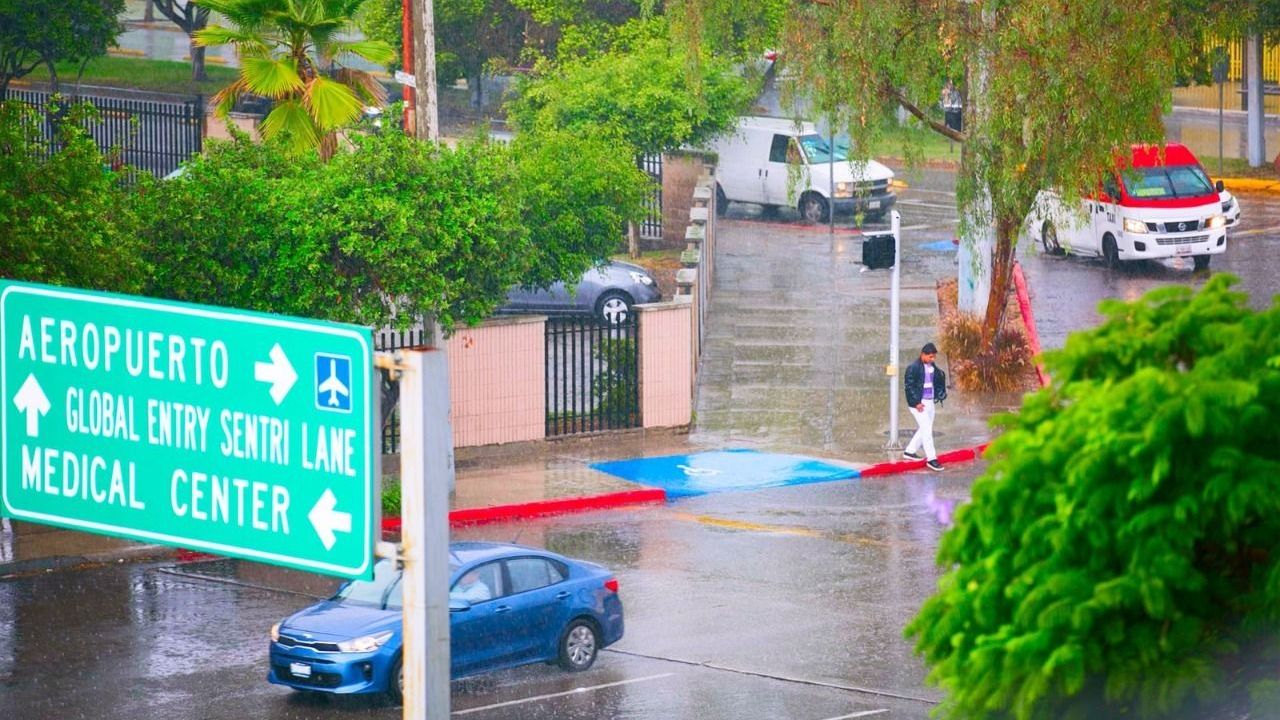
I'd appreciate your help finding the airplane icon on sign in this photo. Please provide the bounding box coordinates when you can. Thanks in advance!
[318,359,348,407]
[314,353,353,413]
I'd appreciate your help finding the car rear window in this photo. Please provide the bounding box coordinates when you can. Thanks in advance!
[506,558,566,594]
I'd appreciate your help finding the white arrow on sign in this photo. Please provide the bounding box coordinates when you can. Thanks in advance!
[13,373,50,438]
[254,343,297,405]
[309,489,352,551]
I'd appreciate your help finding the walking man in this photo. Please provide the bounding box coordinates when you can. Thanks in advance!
[903,342,947,471]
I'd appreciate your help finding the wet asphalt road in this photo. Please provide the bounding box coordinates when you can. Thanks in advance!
[0,465,972,720]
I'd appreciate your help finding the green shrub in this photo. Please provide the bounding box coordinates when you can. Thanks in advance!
[908,275,1280,718]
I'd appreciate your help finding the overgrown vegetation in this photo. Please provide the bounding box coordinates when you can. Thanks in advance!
[939,310,1033,392]
[0,101,146,291]
[908,275,1280,718]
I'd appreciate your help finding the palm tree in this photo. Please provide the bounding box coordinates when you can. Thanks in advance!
[195,0,395,158]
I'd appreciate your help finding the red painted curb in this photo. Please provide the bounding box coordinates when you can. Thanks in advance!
[382,488,668,533]
[1012,261,1050,388]
[858,442,991,478]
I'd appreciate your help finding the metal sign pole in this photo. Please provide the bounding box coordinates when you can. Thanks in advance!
[886,210,902,449]
[399,347,453,720]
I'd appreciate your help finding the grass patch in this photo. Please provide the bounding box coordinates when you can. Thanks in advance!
[382,482,401,517]
[1214,156,1280,181]
[871,122,960,164]
[44,56,238,97]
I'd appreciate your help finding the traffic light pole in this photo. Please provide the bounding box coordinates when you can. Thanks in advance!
[886,209,902,449]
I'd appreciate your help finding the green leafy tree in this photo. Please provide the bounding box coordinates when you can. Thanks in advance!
[0,101,146,292]
[136,125,649,330]
[508,23,751,155]
[906,275,1280,718]
[0,0,124,93]
[194,0,395,158]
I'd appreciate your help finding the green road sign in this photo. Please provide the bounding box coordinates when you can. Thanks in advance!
[1,281,376,579]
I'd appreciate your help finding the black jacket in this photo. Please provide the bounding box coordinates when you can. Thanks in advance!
[904,359,947,407]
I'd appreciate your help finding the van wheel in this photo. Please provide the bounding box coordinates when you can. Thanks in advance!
[1194,254,1211,271]
[1102,235,1121,269]
[715,183,727,217]
[799,193,829,224]
[1041,221,1062,255]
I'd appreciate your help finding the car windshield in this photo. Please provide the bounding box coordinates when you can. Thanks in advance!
[331,560,462,610]
[799,134,849,164]
[1121,165,1214,199]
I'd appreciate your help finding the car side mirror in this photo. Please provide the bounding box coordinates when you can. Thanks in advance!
[449,599,472,612]
[1216,179,1225,193]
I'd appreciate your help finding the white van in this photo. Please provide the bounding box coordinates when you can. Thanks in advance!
[1027,143,1228,271]
[707,117,896,224]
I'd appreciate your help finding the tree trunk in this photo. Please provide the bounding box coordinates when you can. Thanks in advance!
[45,60,59,94]
[470,71,482,109]
[628,222,640,260]
[144,0,154,22]
[190,40,207,81]
[979,214,1019,350]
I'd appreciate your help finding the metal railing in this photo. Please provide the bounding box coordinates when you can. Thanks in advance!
[2,87,203,178]
[374,325,433,454]
[639,154,663,241]
[545,316,641,437]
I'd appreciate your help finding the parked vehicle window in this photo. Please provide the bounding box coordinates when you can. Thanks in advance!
[506,558,563,594]
[769,134,790,163]
[1102,176,1121,202]
[1122,165,1213,199]
[450,561,504,603]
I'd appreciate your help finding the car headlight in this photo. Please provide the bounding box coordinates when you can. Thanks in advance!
[270,623,281,642]
[628,271,655,286]
[1207,214,1226,229]
[1122,217,1148,234]
[337,631,393,653]
[834,181,853,198]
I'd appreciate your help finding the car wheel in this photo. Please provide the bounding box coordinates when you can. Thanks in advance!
[1194,254,1211,271]
[1041,221,1063,255]
[595,291,632,325]
[1102,235,1121,270]
[715,183,728,217]
[799,193,829,224]
[387,657,403,704]
[558,619,599,672]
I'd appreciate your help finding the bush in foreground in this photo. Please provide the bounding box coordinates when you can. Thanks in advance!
[908,275,1280,718]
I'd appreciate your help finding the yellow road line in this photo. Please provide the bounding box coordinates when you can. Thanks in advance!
[672,511,903,548]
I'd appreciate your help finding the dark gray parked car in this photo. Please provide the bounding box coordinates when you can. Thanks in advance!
[501,261,661,324]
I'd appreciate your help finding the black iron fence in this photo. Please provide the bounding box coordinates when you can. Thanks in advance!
[545,316,641,437]
[639,153,663,241]
[2,87,203,178]
[374,326,434,454]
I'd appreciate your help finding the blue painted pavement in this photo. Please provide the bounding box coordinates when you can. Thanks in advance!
[591,449,860,498]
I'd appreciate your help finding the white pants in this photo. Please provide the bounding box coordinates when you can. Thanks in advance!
[906,403,936,461]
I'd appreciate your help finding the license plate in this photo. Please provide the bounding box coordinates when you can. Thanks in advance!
[1175,245,1192,256]
[290,662,312,678]
[868,200,881,210]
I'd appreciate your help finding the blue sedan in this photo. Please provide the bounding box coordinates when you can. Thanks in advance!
[267,542,625,701]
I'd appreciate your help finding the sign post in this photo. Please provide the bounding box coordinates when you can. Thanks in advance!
[398,347,453,720]
[0,281,377,580]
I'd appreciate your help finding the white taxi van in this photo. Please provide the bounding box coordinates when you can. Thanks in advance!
[1028,143,1227,271]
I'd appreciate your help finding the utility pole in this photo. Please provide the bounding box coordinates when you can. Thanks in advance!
[401,0,413,132]
[410,0,439,141]
[1246,32,1265,168]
